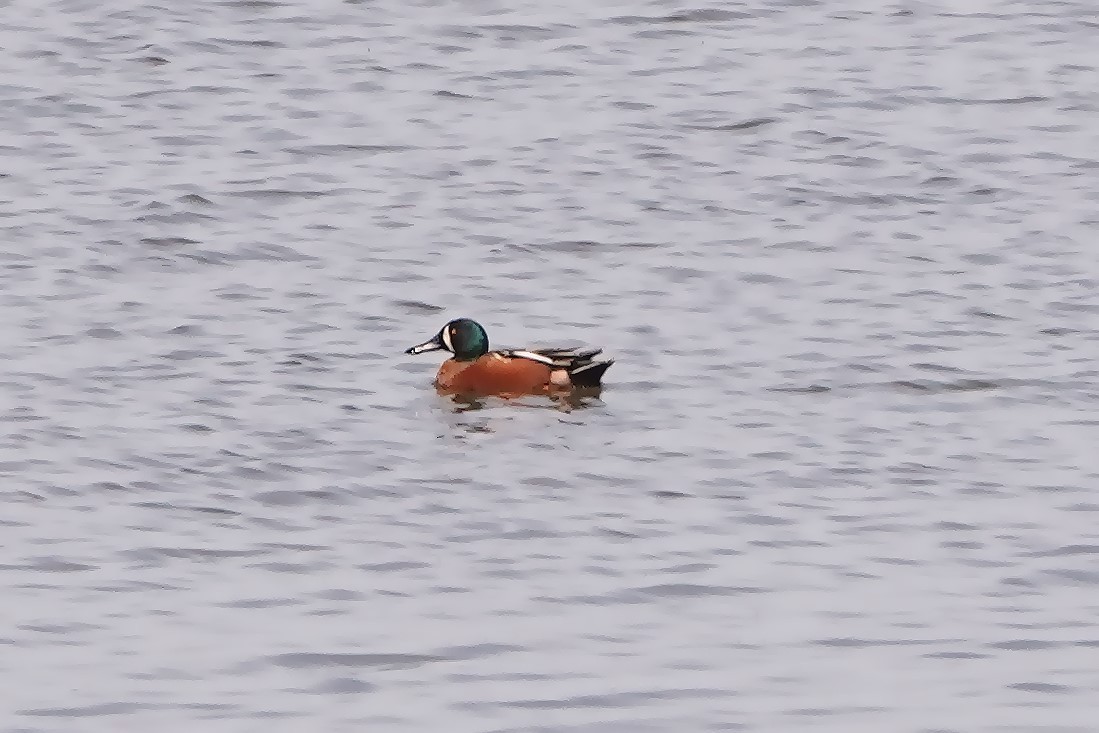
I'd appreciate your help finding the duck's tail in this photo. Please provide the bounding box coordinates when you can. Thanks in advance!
[567,358,614,388]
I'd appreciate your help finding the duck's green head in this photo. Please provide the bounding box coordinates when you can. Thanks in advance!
[405,318,489,361]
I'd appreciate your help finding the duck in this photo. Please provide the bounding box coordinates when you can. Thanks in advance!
[405,318,613,397]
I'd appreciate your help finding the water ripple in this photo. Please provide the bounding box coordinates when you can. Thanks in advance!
[3,0,1098,730]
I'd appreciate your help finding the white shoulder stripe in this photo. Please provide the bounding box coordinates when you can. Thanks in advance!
[508,350,556,365]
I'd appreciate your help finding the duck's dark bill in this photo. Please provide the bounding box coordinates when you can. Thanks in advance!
[405,338,443,355]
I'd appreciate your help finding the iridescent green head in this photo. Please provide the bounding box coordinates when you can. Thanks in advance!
[405,318,489,361]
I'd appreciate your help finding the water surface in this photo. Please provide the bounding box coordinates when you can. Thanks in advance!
[2,1,1098,731]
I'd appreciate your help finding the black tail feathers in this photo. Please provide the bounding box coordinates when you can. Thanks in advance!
[568,359,614,388]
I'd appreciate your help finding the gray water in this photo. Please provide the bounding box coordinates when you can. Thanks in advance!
[3,1,1098,731]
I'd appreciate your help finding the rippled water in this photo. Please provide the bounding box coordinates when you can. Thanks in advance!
[3,1,1098,731]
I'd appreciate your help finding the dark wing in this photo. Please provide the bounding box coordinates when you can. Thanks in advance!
[501,347,604,368]
[503,348,613,387]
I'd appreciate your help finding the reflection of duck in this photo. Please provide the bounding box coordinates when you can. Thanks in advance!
[405,318,613,397]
